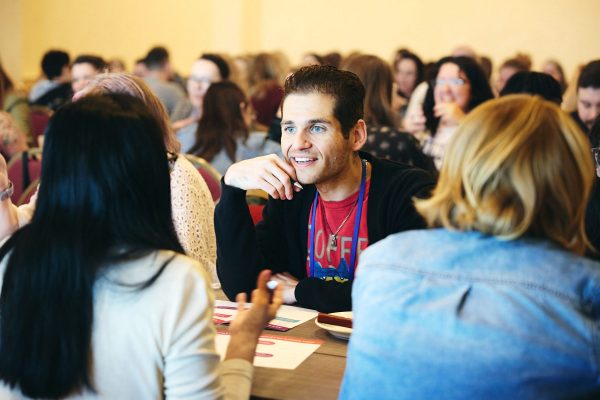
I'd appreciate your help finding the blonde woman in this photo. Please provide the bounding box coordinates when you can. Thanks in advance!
[342,95,600,398]
[0,74,217,281]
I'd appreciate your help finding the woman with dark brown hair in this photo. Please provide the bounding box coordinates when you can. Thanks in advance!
[190,81,281,175]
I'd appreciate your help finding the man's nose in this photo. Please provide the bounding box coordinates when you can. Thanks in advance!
[292,129,311,149]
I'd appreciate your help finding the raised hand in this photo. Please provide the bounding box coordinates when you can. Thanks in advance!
[433,102,466,126]
[403,107,427,134]
[225,270,283,362]
[224,154,300,200]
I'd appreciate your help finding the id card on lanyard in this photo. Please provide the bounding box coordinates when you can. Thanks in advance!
[308,159,367,281]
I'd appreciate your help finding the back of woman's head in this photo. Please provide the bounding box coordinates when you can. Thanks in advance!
[192,80,248,161]
[342,54,396,127]
[37,94,175,243]
[500,71,563,104]
[78,73,180,153]
[416,95,594,254]
[0,94,183,399]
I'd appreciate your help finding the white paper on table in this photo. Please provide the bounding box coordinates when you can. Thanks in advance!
[213,300,318,331]
[215,331,323,369]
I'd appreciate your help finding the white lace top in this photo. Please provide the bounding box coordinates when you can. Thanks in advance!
[16,155,217,282]
[170,155,217,281]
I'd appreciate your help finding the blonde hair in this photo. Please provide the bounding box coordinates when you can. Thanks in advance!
[415,94,594,254]
[78,73,180,153]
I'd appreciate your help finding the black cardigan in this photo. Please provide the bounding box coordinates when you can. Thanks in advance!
[215,152,436,312]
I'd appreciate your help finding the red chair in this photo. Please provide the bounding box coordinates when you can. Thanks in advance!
[182,154,222,202]
[246,189,268,225]
[18,177,39,206]
[7,150,42,203]
[29,106,53,147]
[248,204,265,225]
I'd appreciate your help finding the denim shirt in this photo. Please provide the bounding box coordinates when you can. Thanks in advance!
[341,229,600,399]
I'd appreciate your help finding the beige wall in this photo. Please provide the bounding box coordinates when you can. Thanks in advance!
[1,0,598,84]
[0,0,23,85]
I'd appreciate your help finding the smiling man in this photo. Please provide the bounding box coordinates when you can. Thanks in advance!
[215,65,435,312]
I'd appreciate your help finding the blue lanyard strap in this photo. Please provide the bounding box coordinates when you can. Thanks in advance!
[309,159,367,280]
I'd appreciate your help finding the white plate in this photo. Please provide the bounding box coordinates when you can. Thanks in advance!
[314,311,353,340]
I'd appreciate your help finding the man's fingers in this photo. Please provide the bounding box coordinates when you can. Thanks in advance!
[269,168,295,199]
[261,172,288,200]
[272,156,298,182]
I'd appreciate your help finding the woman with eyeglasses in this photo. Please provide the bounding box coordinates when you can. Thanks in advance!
[407,56,494,170]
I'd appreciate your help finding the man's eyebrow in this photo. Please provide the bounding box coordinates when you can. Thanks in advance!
[280,118,333,126]
[308,119,332,125]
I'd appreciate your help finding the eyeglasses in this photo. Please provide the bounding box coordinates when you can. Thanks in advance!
[188,76,213,85]
[435,78,468,87]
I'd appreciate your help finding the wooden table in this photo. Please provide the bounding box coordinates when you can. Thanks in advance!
[215,290,348,400]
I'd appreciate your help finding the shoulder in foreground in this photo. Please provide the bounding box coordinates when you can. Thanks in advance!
[105,249,208,286]
[360,228,435,265]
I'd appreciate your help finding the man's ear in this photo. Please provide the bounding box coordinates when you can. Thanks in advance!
[350,119,367,151]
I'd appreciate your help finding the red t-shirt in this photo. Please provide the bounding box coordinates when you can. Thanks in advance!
[306,180,370,282]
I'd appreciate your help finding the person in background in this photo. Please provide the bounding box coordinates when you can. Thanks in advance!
[571,59,600,135]
[0,60,31,143]
[0,112,28,160]
[132,57,148,77]
[322,52,342,68]
[143,46,187,119]
[173,53,231,132]
[215,65,435,312]
[301,53,325,66]
[495,53,532,94]
[420,56,494,169]
[249,53,284,129]
[393,49,424,110]
[71,54,107,93]
[29,50,72,110]
[404,46,480,134]
[585,117,600,261]
[342,54,434,172]
[542,59,568,94]
[108,58,126,73]
[479,55,493,82]
[500,71,563,104]
[188,81,281,175]
[0,94,282,399]
[342,95,600,399]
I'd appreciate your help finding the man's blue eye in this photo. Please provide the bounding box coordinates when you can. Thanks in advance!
[283,126,297,134]
[311,125,326,133]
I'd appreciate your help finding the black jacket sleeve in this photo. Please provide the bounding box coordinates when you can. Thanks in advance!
[215,180,307,301]
[214,182,276,300]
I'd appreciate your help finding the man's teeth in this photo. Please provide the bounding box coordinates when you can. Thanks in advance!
[294,157,315,163]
